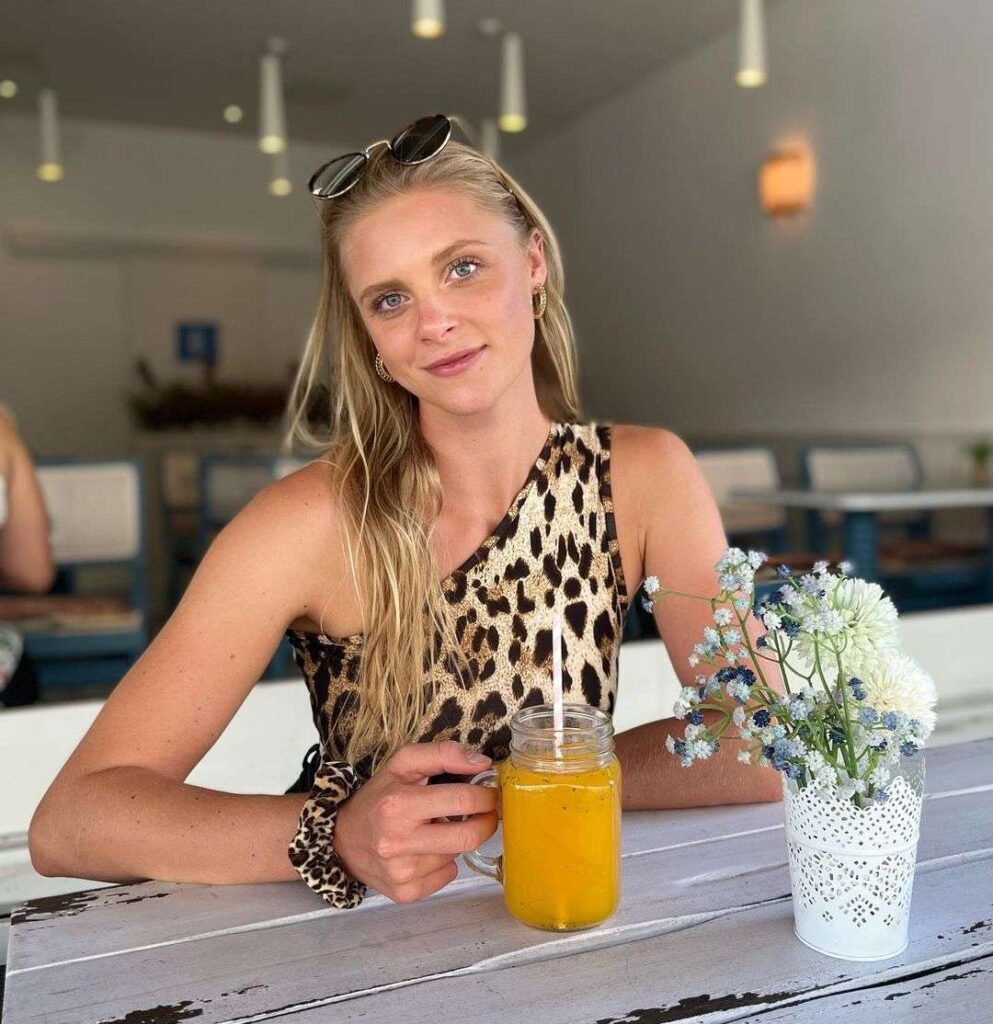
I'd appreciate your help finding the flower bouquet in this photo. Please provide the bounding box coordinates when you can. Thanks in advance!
[643,550,936,961]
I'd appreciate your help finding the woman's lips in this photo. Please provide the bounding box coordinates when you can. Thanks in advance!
[425,346,485,377]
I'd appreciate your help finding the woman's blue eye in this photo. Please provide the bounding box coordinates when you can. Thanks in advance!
[451,259,479,279]
[372,257,481,316]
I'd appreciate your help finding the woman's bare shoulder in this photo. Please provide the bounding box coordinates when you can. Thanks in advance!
[608,423,697,486]
[214,456,344,567]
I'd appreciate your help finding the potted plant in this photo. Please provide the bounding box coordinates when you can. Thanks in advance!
[644,550,935,961]
[964,437,993,487]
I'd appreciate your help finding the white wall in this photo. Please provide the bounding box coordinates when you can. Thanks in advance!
[0,115,343,457]
[515,0,993,446]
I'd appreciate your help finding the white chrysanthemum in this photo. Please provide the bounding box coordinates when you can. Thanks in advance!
[860,653,938,739]
[795,576,900,673]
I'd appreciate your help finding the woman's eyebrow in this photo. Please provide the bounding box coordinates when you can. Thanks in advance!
[358,239,491,304]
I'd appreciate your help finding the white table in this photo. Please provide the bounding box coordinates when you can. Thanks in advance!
[4,737,992,1024]
[730,487,993,587]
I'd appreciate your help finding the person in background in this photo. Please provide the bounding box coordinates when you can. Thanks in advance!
[0,403,55,706]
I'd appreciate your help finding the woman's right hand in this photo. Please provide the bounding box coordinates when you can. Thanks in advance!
[333,739,498,904]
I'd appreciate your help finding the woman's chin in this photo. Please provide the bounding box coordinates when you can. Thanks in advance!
[422,383,502,419]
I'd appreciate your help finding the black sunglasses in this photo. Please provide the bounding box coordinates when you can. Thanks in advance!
[308,112,468,200]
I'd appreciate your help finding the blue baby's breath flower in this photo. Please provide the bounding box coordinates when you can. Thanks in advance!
[641,595,655,614]
[687,710,704,725]
[881,710,900,730]
[784,762,803,780]
[908,718,923,736]
[787,697,810,721]
[847,677,867,702]
[868,735,888,751]
[857,706,879,726]
[828,725,847,745]
[752,709,771,727]
[756,634,767,648]
[781,619,800,638]
[776,564,792,578]
[900,740,919,757]
[873,786,890,803]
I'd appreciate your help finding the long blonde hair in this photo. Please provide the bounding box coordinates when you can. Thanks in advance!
[286,139,580,770]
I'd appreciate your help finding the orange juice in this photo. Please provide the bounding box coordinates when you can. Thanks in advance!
[498,754,622,931]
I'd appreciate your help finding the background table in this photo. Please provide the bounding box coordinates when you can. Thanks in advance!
[730,486,993,586]
[4,737,992,1024]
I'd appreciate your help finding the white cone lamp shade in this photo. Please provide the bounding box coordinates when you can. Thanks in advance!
[259,43,287,154]
[737,0,767,87]
[499,32,527,132]
[269,148,293,196]
[481,118,501,162]
[37,88,64,182]
[412,0,445,38]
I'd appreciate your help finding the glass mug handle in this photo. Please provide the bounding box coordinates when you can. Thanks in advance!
[462,767,503,882]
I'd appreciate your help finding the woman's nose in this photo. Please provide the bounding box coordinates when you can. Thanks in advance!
[417,294,458,342]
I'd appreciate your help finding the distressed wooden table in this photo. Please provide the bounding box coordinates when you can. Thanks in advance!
[5,737,992,1024]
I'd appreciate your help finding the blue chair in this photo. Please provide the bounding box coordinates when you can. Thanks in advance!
[23,459,148,689]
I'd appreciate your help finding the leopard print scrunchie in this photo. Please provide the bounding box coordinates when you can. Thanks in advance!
[288,758,368,908]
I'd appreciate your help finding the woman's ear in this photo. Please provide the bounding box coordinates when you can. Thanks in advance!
[527,229,547,288]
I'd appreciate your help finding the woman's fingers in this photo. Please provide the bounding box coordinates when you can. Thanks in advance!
[406,811,499,856]
[409,781,498,822]
[390,858,460,904]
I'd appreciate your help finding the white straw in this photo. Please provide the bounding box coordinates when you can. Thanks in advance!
[552,610,563,756]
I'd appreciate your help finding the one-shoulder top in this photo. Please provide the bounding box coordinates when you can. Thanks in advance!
[286,420,630,785]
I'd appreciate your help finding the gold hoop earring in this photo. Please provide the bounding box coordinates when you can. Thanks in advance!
[374,352,394,383]
[532,282,547,321]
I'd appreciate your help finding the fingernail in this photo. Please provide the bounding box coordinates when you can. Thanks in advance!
[467,751,490,765]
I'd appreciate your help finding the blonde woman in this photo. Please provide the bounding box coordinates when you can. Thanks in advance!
[30,115,781,908]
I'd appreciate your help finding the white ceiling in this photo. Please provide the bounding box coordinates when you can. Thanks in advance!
[0,1,758,157]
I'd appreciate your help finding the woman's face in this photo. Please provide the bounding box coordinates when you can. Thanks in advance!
[340,187,547,417]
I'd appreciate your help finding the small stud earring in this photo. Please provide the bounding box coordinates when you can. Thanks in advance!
[374,352,394,383]
[532,282,547,320]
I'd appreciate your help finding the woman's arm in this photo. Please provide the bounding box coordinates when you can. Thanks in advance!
[28,465,333,884]
[0,409,55,593]
[611,427,785,810]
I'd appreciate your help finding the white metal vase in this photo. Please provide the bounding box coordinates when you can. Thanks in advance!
[782,754,926,960]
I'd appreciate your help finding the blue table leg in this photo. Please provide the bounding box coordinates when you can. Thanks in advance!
[844,511,879,581]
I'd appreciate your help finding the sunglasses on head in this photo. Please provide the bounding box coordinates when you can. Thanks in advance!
[308,112,471,200]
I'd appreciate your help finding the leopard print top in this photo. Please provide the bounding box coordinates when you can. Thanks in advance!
[286,420,629,783]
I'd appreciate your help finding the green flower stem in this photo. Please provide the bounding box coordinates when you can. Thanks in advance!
[729,601,788,701]
[811,643,842,713]
[832,650,859,777]
[656,587,715,604]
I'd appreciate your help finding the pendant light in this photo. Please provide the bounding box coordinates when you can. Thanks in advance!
[259,37,288,154]
[412,0,445,39]
[37,88,64,182]
[499,32,527,132]
[737,0,767,88]
[269,148,292,197]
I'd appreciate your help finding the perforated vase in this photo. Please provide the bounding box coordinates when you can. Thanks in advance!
[782,755,925,960]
